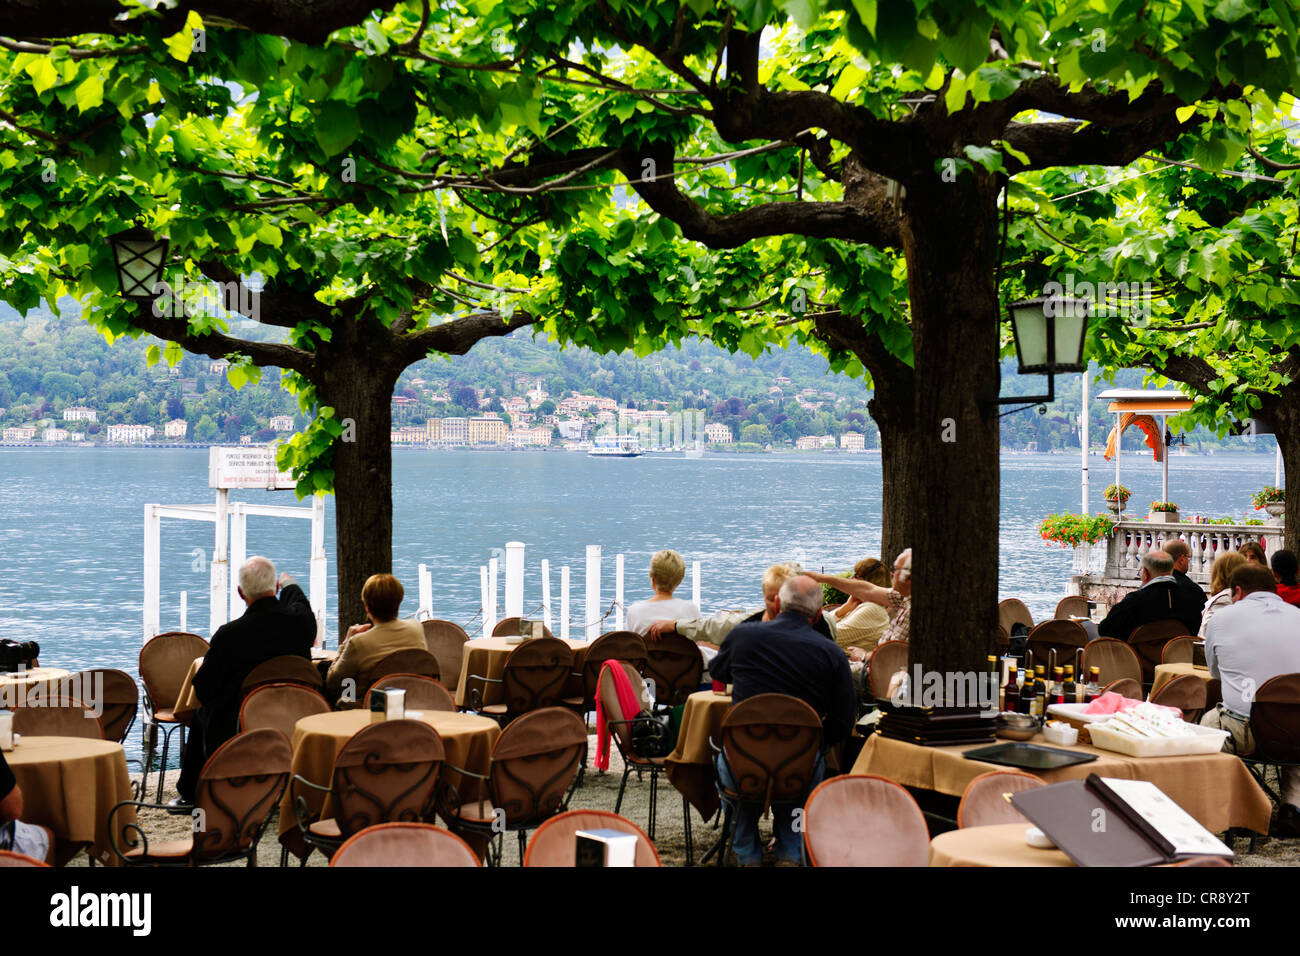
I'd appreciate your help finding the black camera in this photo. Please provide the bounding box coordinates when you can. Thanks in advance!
[0,639,39,673]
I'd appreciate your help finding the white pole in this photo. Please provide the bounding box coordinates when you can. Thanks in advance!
[479,565,492,637]
[1161,413,1169,503]
[229,503,246,624]
[210,489,229,637]
[179,590,187,633]
[692,561,701,612]
[1277,443,1283,487]
[541,559,552,632]
[585,545,601,641]
[488,557,499,632]
[309,495,327,645]
[143,503,160,643]
[615,553,625,631]
[1081,371,1089,514]
[418,563,433,620]
[560,566,571,639]
[1114,412,1122,512]
[505,541,525,618]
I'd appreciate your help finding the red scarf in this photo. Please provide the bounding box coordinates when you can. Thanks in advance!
[594,660,641,771]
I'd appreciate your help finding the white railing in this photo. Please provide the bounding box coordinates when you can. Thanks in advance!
[1088,520,1283,584]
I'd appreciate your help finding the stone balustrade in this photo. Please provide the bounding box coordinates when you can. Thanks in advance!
[1082,520,1283,585]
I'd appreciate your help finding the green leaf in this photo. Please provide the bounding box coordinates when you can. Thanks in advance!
[1175,104,1199,123]
[74,74,103,113]
[145,344,161,367]
[227,364,249,390]
[26,58,59,94]
[314,101,360,156]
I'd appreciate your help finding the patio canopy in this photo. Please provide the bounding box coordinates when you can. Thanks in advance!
[1096,389,1194,504]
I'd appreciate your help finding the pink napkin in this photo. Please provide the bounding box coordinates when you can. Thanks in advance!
[1081,691,1180,717]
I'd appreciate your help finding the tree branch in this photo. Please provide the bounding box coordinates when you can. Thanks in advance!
[398,309,534,363]
[126,304,315,375]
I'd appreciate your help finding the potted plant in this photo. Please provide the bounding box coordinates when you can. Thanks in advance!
[1103,483,1131,514]
[1252,486,1285,521]
[1037,513,1117,547]
[1149,500,1180,523]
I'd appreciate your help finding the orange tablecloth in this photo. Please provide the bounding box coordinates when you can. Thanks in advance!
[455,637,589,707]
[665,690,731,819]
[1152,662,1221,707]
[7,736,137,866]
[930,823,1076,867]
[0,667,71,708]
[852,732,1270,835]
[277,709,501,856]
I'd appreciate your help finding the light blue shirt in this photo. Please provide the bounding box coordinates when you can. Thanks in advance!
[1204,591,1300,717]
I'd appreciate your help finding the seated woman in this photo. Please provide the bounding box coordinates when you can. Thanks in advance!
[625,549,700,636]
[1272,549,1300,607]
[1199,550,1246,637]
[326,573,427,698]
[831,558,892,664]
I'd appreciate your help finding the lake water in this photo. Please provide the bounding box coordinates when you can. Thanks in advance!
[0,446,1277,760]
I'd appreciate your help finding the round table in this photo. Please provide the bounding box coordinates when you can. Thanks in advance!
[174,649,338,721]
[5,736,137,866]
[1151,662,1221,707]
[455,637,590,707]
[929,823,1075,867]
[0,667,71,707]
[665,691,732,820]
[277,709,502,851]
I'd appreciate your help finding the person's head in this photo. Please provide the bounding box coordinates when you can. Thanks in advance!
[1140,550,1173,585]
[648,549,686,595]
[361,573,404,622]
[891,549,913,596]
[776,575,824,622]
[1164,539,1190,573]
[761,562,803,617]
[1272,549,1300,587]
[1239,541,1267,565]
[1209,550,1247,596]
[853,557,891,587]
[1230,562,1278,602]
[237,555,277,605]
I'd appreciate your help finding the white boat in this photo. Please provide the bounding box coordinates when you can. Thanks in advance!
[588,436,642,458]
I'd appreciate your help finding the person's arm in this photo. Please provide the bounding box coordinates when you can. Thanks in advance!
[833,596,861,620]
[1202,615,1221,680]
[191,632,228,701]
[325,634,363,695]
[674,609,749,646]
[805,570,892,608]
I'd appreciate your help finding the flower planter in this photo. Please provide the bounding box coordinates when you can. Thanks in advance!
[1106,500,1124,514]
[1148,511,1180,523]
[1265,502,1285,522]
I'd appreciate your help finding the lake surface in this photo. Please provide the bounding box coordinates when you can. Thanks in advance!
[0,446,1277,759]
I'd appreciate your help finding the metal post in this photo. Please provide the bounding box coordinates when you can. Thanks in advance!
[1278,444,1283,487]
[1114,412,1122,512]
[229,503,246,623]
[1161,413,1169,504]
[1081,371,1089,514]
[143,503,160,643]
[692,561,701,612]
[585,545,601,641]
[179,591,187,633]
[541,559,552,632]
[480,565,492,637]
[418,563,433,620]
[615,553,625,631]
[488,557,499,632]
[309,495,327,645]
[210,488,229,637]
[560,566,571,639]
[504,542,525,619]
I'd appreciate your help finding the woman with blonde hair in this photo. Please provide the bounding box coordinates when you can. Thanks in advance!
[831,557,892,662]
[625,549,700,635]
[1199,550,1247,637]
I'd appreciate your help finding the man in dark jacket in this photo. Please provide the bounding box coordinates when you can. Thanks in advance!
[1098,550,1203,641]
[1164,539,1208,615]
[172,555,316,807]
[710,575,856,866]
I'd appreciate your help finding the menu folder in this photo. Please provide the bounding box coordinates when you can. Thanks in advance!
[1010,774,1233,867]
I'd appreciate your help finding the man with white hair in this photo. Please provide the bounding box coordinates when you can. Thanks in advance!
[173,555,316,809]
[808,548,912,645]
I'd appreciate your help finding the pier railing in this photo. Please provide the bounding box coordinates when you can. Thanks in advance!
[1080,520,1283,585]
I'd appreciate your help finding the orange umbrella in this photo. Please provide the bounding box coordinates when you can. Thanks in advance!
[1103,412,1164,463]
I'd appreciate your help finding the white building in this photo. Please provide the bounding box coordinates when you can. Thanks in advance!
[795,435,823,450]
[269,415,294,432]
[42,427,69,442]
[557,419,588,441]
[62,406,97,422]
[840,432,866,452]
[508,427,553,447]
[2,426,36,442]
[106,424,155,444]
[704,423,732,444]
[208,359,230,374]
[165,418,189,439]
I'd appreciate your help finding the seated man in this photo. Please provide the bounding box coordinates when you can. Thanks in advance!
[174,555,316,808]
[1097,550,1202,641]
[0,748,51,862]
[807,548,912,646]
[709,575,856,866]
[1164,539,1207,615]
[1201,562,1300,837]
[624,549,700,636]
[326,573,427,698]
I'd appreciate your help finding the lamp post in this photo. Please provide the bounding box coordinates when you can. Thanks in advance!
[991,295,1090,407]
[105,227,169,303]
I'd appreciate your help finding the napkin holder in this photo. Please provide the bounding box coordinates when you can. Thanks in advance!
[575,829,637,867]
[369,688,405,722]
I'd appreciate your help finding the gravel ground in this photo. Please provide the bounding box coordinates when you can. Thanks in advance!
[68,738,1299,868]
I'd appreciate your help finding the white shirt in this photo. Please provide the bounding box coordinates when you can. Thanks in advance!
[625,596,701,635]
[1204,591,1300,717]
[1198,588,1232,638]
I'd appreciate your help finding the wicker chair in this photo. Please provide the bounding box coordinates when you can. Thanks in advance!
[241,654,324,694]
[12,697,104,739]
[867,640,909,702]
[523,810,661,867]
[1102,677,1144,700]
[238,682,331,738]
[441,707,587,866]
[470,637,573,725]
[1081,637,1144,687]
[1025,620,1089,672]
[1127,619,1191,683]
[56,669,138,744]
[1149,674,1208,721]
[356,648,441,699]
[1162,636,1196,664]
[802,774,930,866]
[330,822,480,867]
[998,599,1034,635]
[642,632,705,708]
[137,631,209,802]
[957,770,1046,828]
[422,619,470,693]
[492,617,555,639]
[1054,596,1089,620]
[109,728,290,866]
[368,674,456,712]
[1238,673,1300,810]
[563,630,647,715]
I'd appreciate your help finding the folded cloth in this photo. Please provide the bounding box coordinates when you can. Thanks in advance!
[1082,691,1180,718]
[594,660,641,772]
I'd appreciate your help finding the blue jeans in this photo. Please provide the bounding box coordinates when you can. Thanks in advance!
[715,750,825,864]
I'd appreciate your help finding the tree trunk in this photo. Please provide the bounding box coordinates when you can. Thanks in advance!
[1270,389,1300,554]
[875,415,922,570]
[897,173,1003,678]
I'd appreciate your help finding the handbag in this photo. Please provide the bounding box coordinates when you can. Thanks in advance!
[630,709,674,757]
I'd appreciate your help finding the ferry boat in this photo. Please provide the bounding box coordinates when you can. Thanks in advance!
[588,436,642,458]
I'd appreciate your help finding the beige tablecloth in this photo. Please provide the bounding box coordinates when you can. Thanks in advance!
[0,667,71,708]
[1152,662,1221,707]
[455,637,589,707]
[7,736,137,866]
[173,650,337,721]
[930,823,1076,867]
[278,709,501,855]
[665,691,731,819]
[852,731,1271,835]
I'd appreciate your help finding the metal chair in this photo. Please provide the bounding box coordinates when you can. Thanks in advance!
[802,774,930,866]
[957,770,1046,828]
[330,822,481,867]
[1149,674,1208,722]
[563,630,647,714]
[492,617,555,639]
[240,654,324,693]
[471,637,573,725]
[867,640,909,702]
[1162,636,1196,664]
[12,697,104,739]
[1054,596,1089,620]
[423,619,470,693]
[642,632,704,708]
[1025,620,1089,671]
[1238,673,1300,809]
[523,810,661,867]
[108,728,290,867]
[290,719,444,864]
[1081,637,1144,687]
[1102,677,1144,700]
[368,674,456,712]
[238,682,331,738]
[998,598,1034,635]
[1127,619,1191,683]
[137,631,209,802]
[440,707,587,866]
[56,669,138,744]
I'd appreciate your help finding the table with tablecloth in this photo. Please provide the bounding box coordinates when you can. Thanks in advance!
[0,667,71,708]
[851,731,1271,835]
[6,736,137,866]
[664,690,732,820]
[454,637,590,708]
[173,648,337,722]
[277,709,501,857]
[929,823,1077,867]
[1151,662,1221,708]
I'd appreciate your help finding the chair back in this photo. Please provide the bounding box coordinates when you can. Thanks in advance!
[1148,674,1208,721]
[1025,620,1089,670]
[423,620,470,692]
[720,694,823,815]
[138,631,209,716]
[239,682,331,737]
[579,631,647,710]
[1162,636,1196,664]
[957,771,1046,828]
[241,654,323,692]
[368,674,456,712]
[499,638,574,718]
[802,775,929,866]
[0,850,48,867]
[1127,619,1191,682]
[1102,677,1143,700]
[362,648,441,692]
[487,707,588,827]
[492,617,555,639]
[332,719,445,838]
[1054,596,1089,620]
[330,822,480,867]
[596,661,654,755]
[1081,638,1143,687]
[867,641,909,701]
[998,599,1034,634]
[642,632,704,707]
[523,810,661,867]
[192,728,292,861]
[57,669,138,743]
[1248,673,1300,765]
[995,625,1010,652]
[12,697,104,739]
